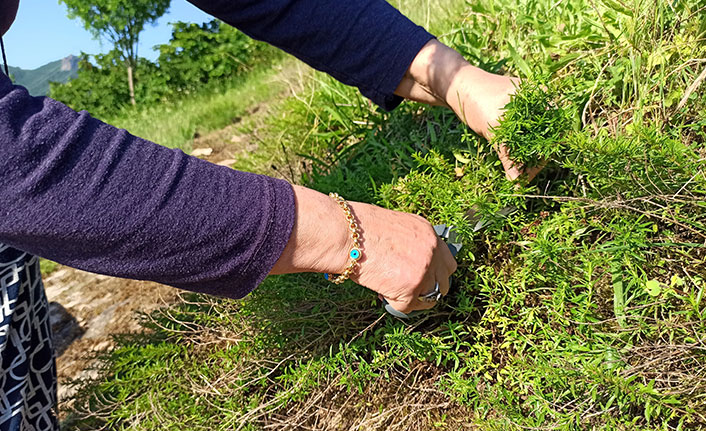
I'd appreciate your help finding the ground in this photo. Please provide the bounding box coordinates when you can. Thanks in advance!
[45,266,177,411]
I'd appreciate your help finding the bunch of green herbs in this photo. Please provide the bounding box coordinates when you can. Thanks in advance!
[491,77,572,168]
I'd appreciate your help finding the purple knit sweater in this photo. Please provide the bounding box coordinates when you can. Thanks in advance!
[0,0,433,298]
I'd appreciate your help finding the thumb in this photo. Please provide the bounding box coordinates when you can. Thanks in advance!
[382,295,435,316]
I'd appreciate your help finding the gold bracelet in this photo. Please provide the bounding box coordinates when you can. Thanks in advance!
[324,192,362,284]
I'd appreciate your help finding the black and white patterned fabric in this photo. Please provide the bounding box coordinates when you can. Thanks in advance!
[0,244,58,430]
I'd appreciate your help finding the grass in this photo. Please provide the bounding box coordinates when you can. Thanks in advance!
[62,0,706,430]
[40,258,59,277]
[105,62,290,152]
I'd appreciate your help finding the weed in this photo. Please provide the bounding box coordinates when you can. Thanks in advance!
[39,258,59,277]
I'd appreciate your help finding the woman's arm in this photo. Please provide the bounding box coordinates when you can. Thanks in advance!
[0,75,294,299]
[0,76,454,312]
[186,0,537,180]
[186,0,434,111]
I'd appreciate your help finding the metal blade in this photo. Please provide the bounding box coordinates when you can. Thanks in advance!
[465,205,518,232]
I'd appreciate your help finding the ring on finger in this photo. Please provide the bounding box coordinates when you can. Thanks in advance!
[418,282,442,303]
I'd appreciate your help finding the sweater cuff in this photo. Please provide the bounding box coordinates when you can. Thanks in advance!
[240,176,296,297]
[170,175,295,300]
[361,29,436,111]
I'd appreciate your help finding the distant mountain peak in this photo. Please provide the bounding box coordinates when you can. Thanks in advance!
[5,56,79,96]
[60,55,78,72]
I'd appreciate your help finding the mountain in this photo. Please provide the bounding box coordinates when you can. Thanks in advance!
[3,55,79,96]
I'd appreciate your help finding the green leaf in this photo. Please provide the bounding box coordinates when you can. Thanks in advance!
[645,279,662,297]
[506,43,532,78]
[611,260,626,327]
[453,151,472,164]
[599,0,634,17]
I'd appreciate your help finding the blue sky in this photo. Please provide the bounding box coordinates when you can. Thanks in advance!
[4,0,213,69]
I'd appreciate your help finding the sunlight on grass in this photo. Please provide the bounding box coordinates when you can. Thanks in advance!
[107,64,291,152]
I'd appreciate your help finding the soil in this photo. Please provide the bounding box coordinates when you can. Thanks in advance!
[44,266,177,409]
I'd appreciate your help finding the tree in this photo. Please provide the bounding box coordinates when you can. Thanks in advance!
[60,0,170,105]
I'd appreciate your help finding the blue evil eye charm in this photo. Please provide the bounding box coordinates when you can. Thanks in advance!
[350,248,361,260]
[324,273,330,280]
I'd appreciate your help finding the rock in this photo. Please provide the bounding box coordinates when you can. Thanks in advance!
[49,302,84,357]
[83,303,119,339]
[216,159,237,167]
[60,55,78,72]
[191,148,213,157]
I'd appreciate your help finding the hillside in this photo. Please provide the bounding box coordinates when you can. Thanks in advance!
[5,55,78,96]
[56,0,706,430]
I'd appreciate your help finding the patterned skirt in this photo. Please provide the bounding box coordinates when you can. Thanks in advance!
[0,244,58,430]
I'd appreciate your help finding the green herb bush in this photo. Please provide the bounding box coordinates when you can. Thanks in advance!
[491,77,572,168]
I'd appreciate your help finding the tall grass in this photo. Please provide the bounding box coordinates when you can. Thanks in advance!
[106,64,290,152]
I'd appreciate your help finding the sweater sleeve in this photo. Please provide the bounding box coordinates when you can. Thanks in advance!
[186,0,435,111]
[0,74,295,299]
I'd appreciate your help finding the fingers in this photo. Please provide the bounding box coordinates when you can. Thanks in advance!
[524,160,548,182]
[385,294,437,315]
[384,277,449,315]
[435,272,450,298]
[349,202,459,317]
[495,143,547,182]
[385,264,437,314]
[384,238,457,315]
[495,143,522,180]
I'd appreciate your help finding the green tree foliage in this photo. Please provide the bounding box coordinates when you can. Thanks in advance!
[50,20,275,118]
[153,20,273,95]
[59,0,170,105]
[50,51,161,118]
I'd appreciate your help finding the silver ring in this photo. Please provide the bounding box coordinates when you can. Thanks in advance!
[418,282,442,303]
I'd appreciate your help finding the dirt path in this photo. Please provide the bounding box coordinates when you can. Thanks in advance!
[191,59,309,173]
[45,266,177,407]
[46,59,309,414]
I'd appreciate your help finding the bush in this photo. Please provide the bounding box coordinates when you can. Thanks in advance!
[50,20,278,118]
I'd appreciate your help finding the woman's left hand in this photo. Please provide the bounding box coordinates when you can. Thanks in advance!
[395,39,543,181]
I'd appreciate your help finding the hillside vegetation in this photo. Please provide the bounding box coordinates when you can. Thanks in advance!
[50,20,280,119]
[7,57,78,96]
[63,0,706,430]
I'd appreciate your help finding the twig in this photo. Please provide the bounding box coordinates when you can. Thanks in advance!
[582,56,615,127]
[346,313,385,346]
[677,64,706,111]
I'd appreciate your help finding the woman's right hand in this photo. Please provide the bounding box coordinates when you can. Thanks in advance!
[347,200,457,314]
[270,186,457,314]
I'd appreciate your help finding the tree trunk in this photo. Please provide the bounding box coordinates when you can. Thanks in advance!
[126,64,136,106]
